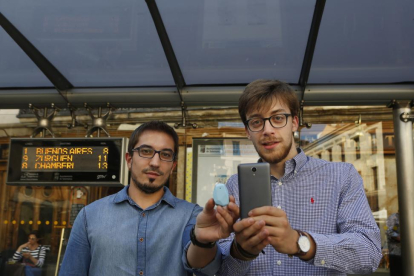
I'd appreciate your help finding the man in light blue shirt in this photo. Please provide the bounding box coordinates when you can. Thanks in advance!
[216,79,382,275]
[59,121,238,276]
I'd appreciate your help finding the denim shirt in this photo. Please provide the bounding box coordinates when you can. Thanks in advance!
[59,186,221,276]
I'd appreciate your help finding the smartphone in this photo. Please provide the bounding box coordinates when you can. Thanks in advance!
[238,163,272,219]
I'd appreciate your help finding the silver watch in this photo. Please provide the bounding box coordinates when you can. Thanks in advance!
[288,229,310,257]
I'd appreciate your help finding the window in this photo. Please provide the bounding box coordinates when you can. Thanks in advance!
[341,142,346,162]
[372,166,378,191]
[371,133,377,154]
[24,186,33,196]
[43,186,52,197]
[327,148,332,161]
[354,137,361,159]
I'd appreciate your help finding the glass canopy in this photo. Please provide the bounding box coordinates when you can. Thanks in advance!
[0,27,52,87]
[0,0,174,87]
[0,0,413,107]
[310,0,414,84]
[157,0,315,85]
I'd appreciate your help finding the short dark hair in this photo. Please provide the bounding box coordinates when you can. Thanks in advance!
[29,230,40,239]
[128,121,179,160]
[238,79,299,123]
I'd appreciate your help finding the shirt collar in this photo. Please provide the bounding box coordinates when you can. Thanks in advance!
[113,185,177,208]
[257,148,308,175]
[288,148,307,172]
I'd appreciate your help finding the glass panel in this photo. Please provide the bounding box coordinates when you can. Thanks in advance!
[18,202,34,246]
[0,27,52,88]
[0,180,124,276]
[0,0,175,87]
[157,0,316,84]
[192,138,259,206]
[0,186,82,275]
[183,108,395,275]
[300,121,395,274]
[39,201,53,246]
[310,0,414,83]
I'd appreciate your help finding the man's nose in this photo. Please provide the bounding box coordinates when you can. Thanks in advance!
[262,119,275,134]
[149,153,161,167]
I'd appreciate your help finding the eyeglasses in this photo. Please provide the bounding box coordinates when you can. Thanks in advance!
[245,114,292,132]
[132,146,175,162]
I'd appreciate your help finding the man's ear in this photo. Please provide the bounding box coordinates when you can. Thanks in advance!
[126,152,132,170]
[171,161,177,173]
[244,126,251,139]
[292,116,299,132]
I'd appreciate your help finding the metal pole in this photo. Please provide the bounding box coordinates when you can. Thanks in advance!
[392,100,414,276]
[55,228,65,276]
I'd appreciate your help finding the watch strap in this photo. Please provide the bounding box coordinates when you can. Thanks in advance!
[190,225,216,248]
[232,240,259,261]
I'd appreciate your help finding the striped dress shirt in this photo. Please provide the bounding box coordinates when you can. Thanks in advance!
[217,149,382,276]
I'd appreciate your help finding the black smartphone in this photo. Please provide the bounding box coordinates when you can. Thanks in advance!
[238,163,272,219]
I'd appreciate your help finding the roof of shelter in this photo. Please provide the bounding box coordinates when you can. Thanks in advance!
[0,0,413,109]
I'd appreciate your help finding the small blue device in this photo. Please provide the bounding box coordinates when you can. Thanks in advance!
[213,183,229,206]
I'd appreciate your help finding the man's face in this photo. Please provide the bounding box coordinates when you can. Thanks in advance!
[126,130,176,194]
[245,100,298,164]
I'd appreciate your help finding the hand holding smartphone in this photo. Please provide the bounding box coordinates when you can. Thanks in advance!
[238,163,272,219]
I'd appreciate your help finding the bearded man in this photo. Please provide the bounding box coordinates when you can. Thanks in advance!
[216,80,382,276]
[60,121,238,276]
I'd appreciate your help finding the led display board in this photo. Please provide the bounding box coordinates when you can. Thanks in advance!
[7,138,128,186]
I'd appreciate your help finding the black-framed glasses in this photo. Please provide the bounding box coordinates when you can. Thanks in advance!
[245,114,292,132]
[132,146,175,162]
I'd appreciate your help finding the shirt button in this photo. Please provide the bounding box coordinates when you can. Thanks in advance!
[278,181,282,186]
[277,205,282,209]
[321,259,326,265]
[142,213,146,217]
[294,170,297,174]
[139,238,144,242]
[139,271,144,275]
[277,260,282,265]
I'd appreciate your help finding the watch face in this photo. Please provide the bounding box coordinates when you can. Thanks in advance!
[298,236,311,252]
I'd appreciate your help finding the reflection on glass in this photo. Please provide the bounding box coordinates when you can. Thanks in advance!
[300,121,397,273]
[0,185,94,275]
[25,186,33,196]
[43,186,53,197]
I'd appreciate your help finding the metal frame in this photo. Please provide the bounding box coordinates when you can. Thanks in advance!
[0,84,413,109]
[145,0,185,101]
[298,0,326,101]
[390,101,414,276]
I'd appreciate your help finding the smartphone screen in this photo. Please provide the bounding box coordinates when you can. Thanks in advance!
[238,163,272,219]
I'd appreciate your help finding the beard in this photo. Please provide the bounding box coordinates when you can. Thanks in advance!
[254,137,293,164]
[131,166,167,194]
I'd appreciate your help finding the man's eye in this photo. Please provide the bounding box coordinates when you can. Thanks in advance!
[161,151,172,158]
[140,148,153,155]
[250,119,262,125]
[273,115,284,121]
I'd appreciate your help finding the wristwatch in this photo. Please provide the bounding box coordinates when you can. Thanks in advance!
[288,229,311,258]
[190,225,216,248]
